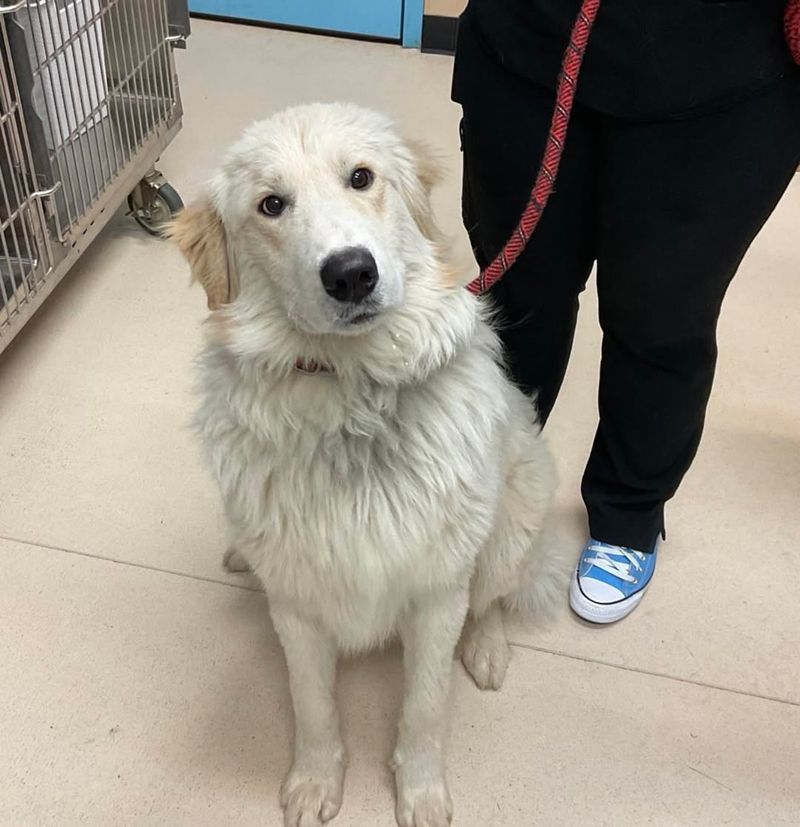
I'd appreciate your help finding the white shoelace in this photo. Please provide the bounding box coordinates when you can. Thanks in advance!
[584,544,645,584]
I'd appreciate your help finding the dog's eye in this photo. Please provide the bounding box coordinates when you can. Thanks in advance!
[350,168,373,191]
[259,195,285,217]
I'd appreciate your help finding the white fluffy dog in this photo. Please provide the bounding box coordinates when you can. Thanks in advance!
[171,103,563,827]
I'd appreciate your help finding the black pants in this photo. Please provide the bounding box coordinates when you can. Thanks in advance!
[455,31,800,551]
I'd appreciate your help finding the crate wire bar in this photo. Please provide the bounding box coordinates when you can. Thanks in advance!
[0,9,53,327]
[0,0,187,351]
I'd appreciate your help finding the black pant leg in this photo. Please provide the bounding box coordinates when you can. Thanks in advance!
[583,73,800,551]
[454,17,598,422]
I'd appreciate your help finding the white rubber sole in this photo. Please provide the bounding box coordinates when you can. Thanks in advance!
[569,569,649,624]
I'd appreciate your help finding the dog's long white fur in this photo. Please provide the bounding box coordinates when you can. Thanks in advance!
[172,104,566,827]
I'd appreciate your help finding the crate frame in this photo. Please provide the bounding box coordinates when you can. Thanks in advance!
[0,0,187,353]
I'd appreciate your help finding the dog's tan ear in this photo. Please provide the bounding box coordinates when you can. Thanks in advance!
[398,138,444,243]
[167,201,238,310]
[406,138,443,196]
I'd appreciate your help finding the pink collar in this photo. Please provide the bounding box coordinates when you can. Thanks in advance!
[294,357,334,375]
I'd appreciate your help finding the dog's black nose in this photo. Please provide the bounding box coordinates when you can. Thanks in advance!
[320,247,378,304]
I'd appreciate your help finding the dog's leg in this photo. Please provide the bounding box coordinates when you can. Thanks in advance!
[393,586,469,827]
[460,601,511,691]
[269,602,345,827]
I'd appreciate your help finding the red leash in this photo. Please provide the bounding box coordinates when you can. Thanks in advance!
[466,0,800,297]
[787,0,800,63]
[466,0,602,295]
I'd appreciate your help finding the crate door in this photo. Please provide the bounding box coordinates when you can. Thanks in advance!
[189,1,405,40]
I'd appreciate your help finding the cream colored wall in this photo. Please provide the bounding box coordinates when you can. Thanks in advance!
[424,0,466,16]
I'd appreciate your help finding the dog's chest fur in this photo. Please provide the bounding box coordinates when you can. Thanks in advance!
[196,336,511,648]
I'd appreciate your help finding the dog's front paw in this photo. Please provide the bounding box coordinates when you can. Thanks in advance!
[281,763,344,827]
[222,546,250,572]
[395,767,452,827]
[461,624,510,691]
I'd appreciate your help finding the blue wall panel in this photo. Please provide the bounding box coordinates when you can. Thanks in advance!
[189,1,404,40]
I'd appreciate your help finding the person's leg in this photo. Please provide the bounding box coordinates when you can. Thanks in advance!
[572,73,800,623]
[454,17,598,422]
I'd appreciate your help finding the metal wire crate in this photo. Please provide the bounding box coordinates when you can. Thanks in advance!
[0,0,188,352]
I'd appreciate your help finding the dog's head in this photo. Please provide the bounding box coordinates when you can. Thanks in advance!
[170,104,445,338]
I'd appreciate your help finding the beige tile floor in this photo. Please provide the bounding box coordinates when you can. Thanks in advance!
[1,18,799,826]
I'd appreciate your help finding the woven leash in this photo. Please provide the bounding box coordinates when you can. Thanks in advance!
[786,0,800,64]
[466,0,602,295]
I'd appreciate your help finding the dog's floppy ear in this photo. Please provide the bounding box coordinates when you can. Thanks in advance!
[167,201,238,310]
[397,138,444,243]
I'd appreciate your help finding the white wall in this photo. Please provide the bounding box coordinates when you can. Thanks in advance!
[424,0,466,17]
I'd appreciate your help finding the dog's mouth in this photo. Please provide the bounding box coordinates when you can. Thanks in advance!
[348,310,379,325]
[337,303,381,330]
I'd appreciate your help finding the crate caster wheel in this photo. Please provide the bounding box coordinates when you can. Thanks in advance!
[128,170,183,236]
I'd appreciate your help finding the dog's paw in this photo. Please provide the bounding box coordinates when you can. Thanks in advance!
[281,765,344,827]
[222,547,250,573]
[395,778,452,827]
[461,625,511,691]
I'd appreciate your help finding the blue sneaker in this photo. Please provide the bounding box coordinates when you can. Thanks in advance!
[569,539,657,624]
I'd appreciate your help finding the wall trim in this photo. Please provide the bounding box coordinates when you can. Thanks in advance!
[421,14,457,55]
